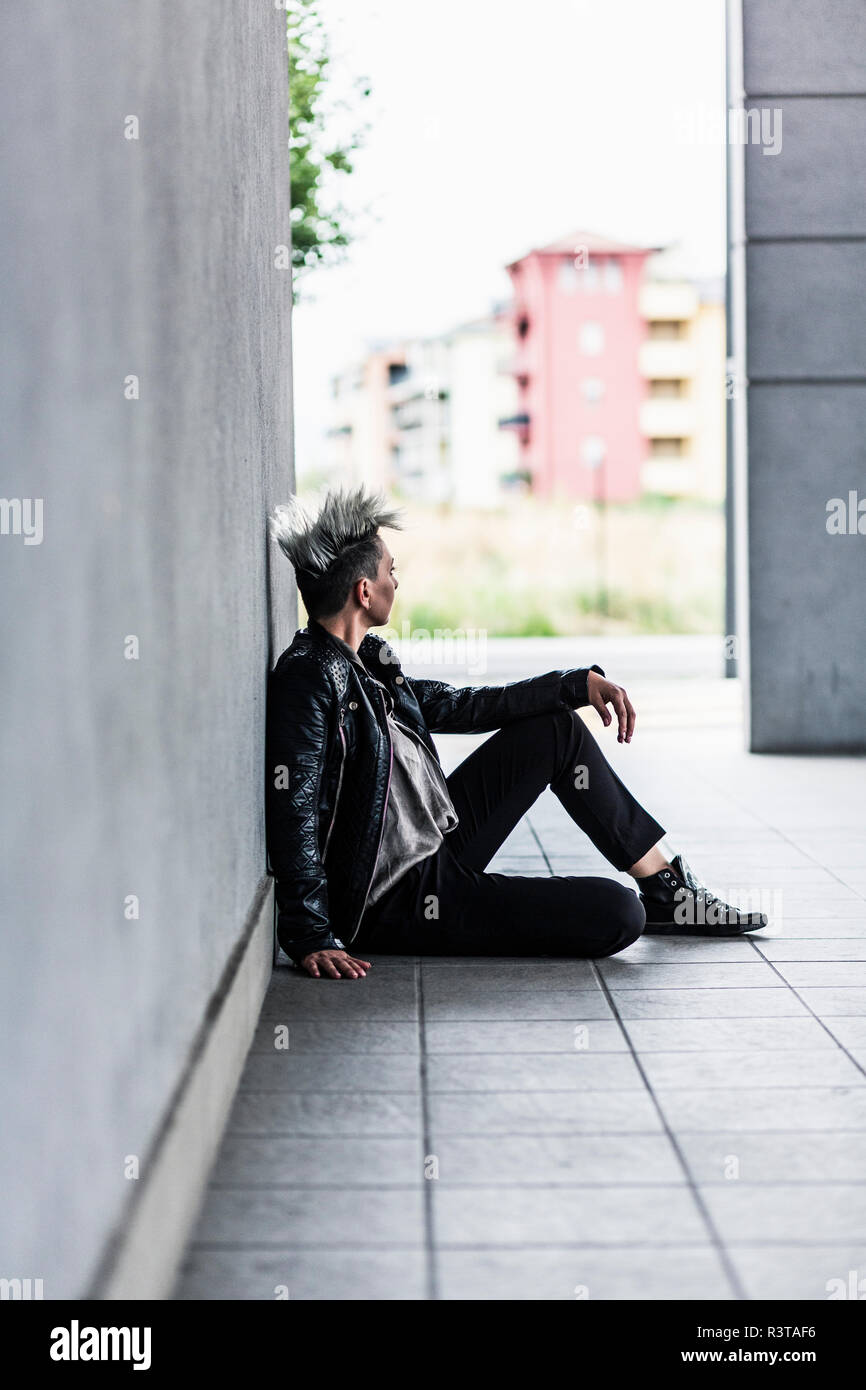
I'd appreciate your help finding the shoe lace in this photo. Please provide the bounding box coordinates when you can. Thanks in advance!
[663,866,725,912]
[695,885,720,907]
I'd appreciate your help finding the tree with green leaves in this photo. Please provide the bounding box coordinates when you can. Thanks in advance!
[286,0,371,301]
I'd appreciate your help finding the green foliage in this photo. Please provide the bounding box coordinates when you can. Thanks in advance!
[386,496,726,638]
[399,598,558,639]
[398,589,720,638]
[285,0,371,300]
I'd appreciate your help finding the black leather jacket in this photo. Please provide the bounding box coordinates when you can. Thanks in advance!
[266,615,603,964]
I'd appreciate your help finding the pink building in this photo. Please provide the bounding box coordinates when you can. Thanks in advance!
[503,231,658,501]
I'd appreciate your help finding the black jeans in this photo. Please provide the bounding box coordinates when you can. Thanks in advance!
[353,707,666,960]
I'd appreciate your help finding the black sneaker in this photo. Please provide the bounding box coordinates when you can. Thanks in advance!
[639,853,769,936]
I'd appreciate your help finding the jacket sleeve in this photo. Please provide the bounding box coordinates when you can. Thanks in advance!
[266,657,346,966]
[409,664,606,735]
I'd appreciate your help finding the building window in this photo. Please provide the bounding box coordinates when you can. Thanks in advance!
[559,258,578,292]
[576,260,600,291]
[579,321,604,355]
[650,437,684,456]
[603,259,623,292]
[581,435,607,468]
[581,378,605,403]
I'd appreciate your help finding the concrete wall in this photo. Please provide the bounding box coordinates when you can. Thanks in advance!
[731,0,866,750]
[0,2,296,1296]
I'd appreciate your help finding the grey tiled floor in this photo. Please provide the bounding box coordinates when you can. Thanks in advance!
[173,675,866,1300]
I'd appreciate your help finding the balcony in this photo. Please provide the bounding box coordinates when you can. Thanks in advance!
[639,398,696,438]
[638,281,699,321]
[638,339,697,380]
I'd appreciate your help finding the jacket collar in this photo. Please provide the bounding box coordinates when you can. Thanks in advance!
[305,616,384,674]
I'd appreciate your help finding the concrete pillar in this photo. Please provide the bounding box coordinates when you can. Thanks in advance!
[729,0,866,750]
[0,2,295,1296]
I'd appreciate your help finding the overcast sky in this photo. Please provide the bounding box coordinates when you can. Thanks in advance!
[292,0,727,476]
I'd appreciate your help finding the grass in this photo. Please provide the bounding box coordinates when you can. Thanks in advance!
[295,493,725,637]
[386,496,724,637]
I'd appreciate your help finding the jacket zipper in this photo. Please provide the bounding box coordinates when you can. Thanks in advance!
[322,706,347,861]
[347,686,393,942]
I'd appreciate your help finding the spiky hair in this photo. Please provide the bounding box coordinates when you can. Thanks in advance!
[270,483,405,579]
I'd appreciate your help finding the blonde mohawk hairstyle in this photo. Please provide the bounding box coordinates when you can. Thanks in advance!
[270,483,406,620]
[270,483,405,578]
